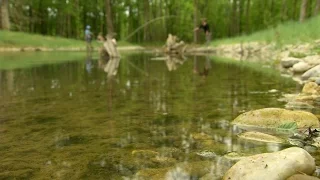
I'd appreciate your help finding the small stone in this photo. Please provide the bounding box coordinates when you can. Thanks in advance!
[196,150,217,158]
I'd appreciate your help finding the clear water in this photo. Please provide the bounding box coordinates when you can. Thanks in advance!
[0,52,300,179]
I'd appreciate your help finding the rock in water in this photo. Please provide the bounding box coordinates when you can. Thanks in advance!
[232,108,319,128]
[238,131,284,144]
[223,147,316,180]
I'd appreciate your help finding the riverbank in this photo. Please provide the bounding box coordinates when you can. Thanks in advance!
[205,15,320,85]
[0,30,144,52]
[0,46,145,52]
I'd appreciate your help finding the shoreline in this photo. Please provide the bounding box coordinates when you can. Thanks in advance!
[0,46,145,52]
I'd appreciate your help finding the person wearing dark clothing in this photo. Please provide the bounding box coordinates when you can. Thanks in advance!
[199,23,210,34]
[194,19,212,45]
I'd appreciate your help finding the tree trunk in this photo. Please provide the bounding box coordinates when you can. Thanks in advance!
[245,0,251,34]
[105,0,114,34]
[143,0,151,41]
[231,0,238,35]
[1,0,10,30]
[300,0,308,22]
[315,0,320,15]
[193,0,198,43]
[281,0,288,21]
[239,0,245,34]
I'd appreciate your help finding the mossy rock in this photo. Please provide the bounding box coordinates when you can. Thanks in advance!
[150,157,177,167]
[233,108,319,128]
[135,167,170,180]
[132,150,159,159]
[191,133,212,140]
[223,152,252,162]
[238,131,285,144]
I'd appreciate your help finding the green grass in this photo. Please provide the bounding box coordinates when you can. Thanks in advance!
[212,15,320,46]
[0,30,136,48]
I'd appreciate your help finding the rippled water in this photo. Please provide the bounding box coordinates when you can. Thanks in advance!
[0,52,299,179]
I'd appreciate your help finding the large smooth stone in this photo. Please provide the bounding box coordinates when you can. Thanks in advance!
[232,108,319,128]
[302,65,320,80]
[238,131,285,144]
[292,62,311,73]
[281,57,302,68]
[223,147,316,180]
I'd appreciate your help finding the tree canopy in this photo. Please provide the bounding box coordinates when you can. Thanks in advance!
[0,0,319,43]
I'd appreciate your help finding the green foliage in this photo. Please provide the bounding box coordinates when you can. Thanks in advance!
[212,15,320,46]
[0,30,135,48]
[5,0,319,44]
[277,122,298,132]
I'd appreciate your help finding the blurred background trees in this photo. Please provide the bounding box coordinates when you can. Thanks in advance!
[0,0,318,43]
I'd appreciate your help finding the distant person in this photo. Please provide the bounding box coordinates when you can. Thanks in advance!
[85,25,93,53]
[194,19,211,45]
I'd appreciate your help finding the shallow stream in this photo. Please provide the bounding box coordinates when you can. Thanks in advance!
[0,52,311,179]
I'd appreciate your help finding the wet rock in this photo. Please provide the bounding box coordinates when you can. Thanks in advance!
[168,161,217,179]
[295,95,318,102]
[157,147,182,159]
[302,65,320,80]
[292,62,311,73]
[134,167,169,180]
[238,131,285,144]
[232,108,320,128]
[200,158,234,180]
[150,156,177,166]
[314,166,320,177]
[287,174,320,180]
[304,145,318,153]
[200,173,222,180]
[196,150,217,158]
[223,147,316,180]
[288,138,305,147]
[312,137,320,148]
[302,82,320,95]
[192,133,212,140]
[223,152,251,162]
[285,101,315,111]
[132,150,159,159]
[135,161,215,180]
[281,57,302,68]
[268,89,278,93]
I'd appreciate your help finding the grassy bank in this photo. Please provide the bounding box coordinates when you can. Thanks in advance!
[0,30,135,49]
[212,15,320,46]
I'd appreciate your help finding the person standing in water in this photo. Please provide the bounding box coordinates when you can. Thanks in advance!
[85,25,93,53]
[194,19,211,45]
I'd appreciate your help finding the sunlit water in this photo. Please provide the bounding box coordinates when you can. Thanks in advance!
[0,52,306,179]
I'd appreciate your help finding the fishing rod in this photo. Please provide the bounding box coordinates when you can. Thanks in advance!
[124,15,177,41]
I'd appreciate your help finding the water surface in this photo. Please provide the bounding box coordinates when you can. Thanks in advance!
[0,52,299,179]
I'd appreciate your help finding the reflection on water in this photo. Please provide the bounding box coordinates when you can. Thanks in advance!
[193,56,211,77]
[0,53,297,179]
